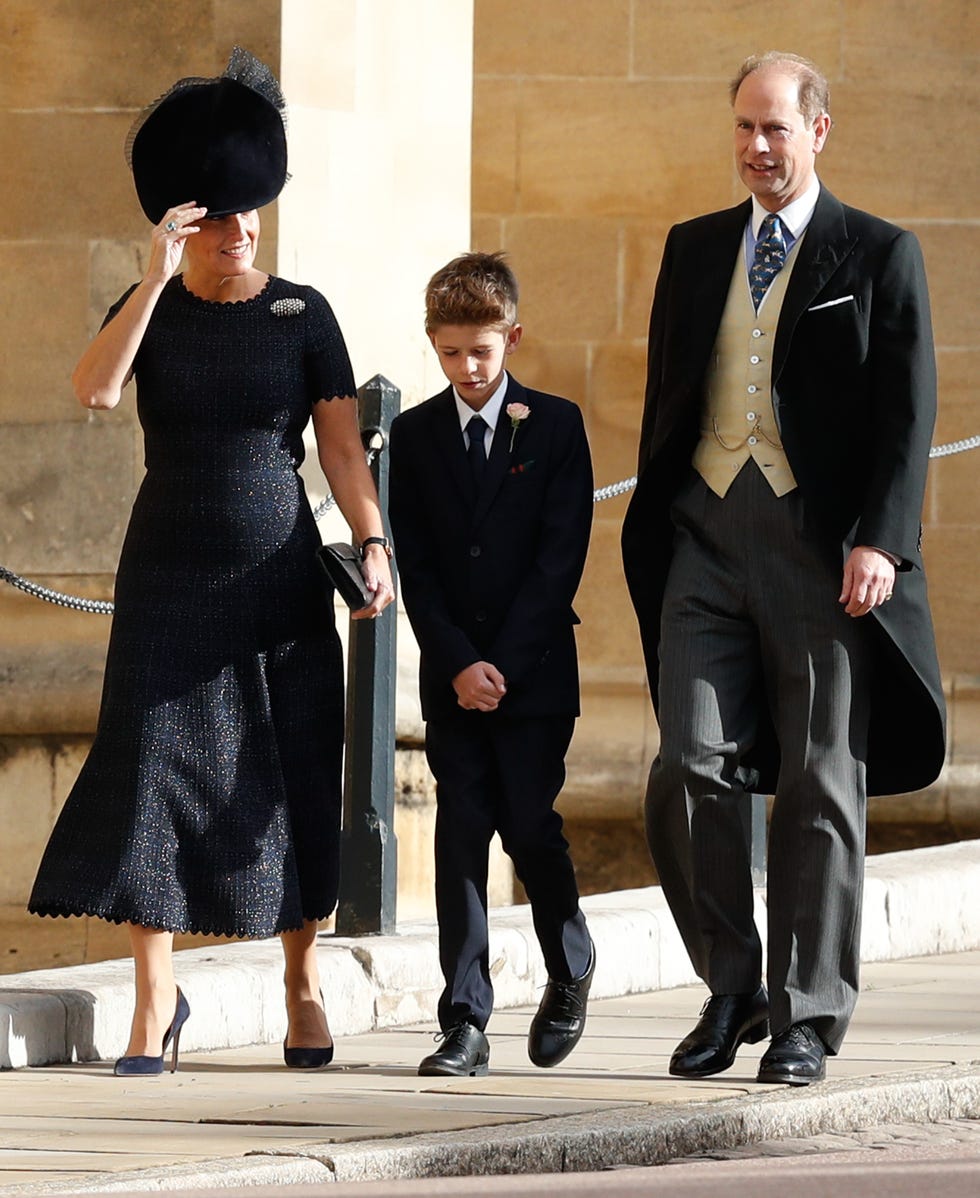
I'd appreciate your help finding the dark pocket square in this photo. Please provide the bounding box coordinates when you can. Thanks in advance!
[509,459,536,475]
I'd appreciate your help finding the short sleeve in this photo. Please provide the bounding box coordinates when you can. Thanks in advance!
[303,287,356,404]
[101,283,140,330]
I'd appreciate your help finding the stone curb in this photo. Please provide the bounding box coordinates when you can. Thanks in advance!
[4,1062,979,1194]
[2,840,980,1068]
[0,1155,333,1195]
[274,1062,980,1183]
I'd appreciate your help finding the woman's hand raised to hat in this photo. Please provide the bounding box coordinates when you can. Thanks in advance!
[71,204,204,411]
[149,203,205,284]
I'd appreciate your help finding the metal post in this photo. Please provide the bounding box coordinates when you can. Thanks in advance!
[335,375,400,935]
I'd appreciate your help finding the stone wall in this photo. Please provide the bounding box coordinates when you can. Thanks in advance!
[470,0,980,861]
[0,0,486,965]
[1,2,977,959]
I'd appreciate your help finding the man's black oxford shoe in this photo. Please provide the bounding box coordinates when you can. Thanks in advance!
[669,986,769,1078]
[418,1021,490,1077]
[757,1021,826,1085]
[528,942,596,1068]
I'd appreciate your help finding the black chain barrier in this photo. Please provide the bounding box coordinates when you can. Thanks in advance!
[2,436,977,616]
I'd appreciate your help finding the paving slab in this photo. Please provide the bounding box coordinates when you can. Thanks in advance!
[0,949,976,1193]
[4,841,980,1070]
[0,842,979,1192]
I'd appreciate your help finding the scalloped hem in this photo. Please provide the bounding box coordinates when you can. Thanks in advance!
[26,903,336,941]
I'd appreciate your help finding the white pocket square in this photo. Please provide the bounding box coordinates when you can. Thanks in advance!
[808,295,855,312]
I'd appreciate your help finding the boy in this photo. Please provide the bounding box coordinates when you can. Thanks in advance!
[388,251,595,1077]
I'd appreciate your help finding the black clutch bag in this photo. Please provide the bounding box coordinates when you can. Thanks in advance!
[316,542,373,610]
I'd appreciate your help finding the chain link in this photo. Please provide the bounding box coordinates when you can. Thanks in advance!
[309,447,379,522]
[0,566,116,615]
[593,476,638,502]
[928,434,980,459]
[2,437,976,614]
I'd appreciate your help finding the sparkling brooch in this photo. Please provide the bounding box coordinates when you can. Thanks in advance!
[270,297,306,316]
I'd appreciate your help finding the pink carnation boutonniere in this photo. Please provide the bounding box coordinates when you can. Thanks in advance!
[506,402,530,452]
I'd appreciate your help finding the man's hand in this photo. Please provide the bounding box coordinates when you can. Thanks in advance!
[839,546,897,617]
[453,662,507,711]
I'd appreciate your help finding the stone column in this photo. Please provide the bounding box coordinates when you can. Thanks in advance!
[277,0,474,745]
[277,1,508,918]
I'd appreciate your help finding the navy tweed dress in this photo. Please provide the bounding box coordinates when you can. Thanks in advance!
[29,275,355,937]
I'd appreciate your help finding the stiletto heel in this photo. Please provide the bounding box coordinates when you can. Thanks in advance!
[114,987,191,1076]
[283,988,334,1069]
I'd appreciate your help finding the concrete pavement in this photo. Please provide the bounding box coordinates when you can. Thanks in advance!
[0,841,979,1193]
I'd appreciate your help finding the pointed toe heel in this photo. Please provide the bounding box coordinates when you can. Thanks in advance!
[283,989,334,1069]
[113,1053,165,1077]
[283,1043,334,1069]
[114,987,191,1077]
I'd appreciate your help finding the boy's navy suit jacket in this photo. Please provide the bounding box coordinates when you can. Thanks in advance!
[389,376,593,721]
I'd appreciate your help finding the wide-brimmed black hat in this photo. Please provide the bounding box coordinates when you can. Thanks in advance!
[126,47,288,224]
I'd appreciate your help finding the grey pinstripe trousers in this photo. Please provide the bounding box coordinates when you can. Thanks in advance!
[645,463,870,1053]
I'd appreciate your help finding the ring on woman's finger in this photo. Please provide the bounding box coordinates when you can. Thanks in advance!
[884,592,894,601]
[165,219,178,232]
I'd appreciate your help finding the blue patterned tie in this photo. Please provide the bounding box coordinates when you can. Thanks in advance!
[749,213,787,311]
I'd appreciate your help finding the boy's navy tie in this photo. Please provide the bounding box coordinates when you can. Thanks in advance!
[466,414,488,478]
[749,213,787,310]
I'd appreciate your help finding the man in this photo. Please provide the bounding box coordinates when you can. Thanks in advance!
[622,52,945,1086]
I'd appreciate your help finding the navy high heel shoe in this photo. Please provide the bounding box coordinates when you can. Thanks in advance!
[283,990,334,1069]
[114,988,191,1076]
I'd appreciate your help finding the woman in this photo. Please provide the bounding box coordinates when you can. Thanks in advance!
[28,49,394,1075]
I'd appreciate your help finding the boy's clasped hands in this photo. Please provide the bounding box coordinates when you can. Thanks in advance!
[453,661,507,711]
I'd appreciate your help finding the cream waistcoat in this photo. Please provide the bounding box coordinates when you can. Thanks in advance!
[693,235,804,497]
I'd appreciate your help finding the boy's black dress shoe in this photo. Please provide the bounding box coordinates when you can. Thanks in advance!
[528,942,596,1068]
[418,1022,490,1077]
[669,986,769,1077]
[757,1021,827,1085]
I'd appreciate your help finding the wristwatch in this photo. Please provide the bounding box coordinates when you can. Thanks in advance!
[360,536,392,559]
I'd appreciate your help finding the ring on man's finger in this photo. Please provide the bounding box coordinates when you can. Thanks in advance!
[165,219,178,232]
[884,592,894,601]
